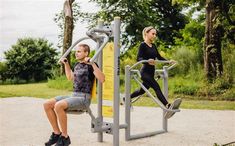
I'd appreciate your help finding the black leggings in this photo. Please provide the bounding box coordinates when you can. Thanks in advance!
[131,72,169,106]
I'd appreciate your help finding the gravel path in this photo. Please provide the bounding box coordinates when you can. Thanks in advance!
[0,97,234,146]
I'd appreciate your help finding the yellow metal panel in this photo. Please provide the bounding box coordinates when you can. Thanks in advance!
[102,42,114,101]
[102,105,113,118]
[102,42,115,118]
[91,79,96,99]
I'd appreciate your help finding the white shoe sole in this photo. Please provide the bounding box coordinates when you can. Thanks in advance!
[164,98,182,119]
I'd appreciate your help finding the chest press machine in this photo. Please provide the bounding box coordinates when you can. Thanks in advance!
[59,17,121,146]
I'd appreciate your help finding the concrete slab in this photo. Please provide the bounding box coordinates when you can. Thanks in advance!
[0,97,234,146]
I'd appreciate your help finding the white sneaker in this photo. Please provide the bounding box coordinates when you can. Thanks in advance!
[164,98,182,119]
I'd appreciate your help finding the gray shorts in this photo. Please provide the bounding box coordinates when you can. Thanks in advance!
[55,92,91,111]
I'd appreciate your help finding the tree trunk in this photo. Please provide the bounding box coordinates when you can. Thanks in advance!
[61,0,74,74]
[204,0,223,82]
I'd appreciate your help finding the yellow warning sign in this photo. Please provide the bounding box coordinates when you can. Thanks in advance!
[102,42,114,101]
[102,42,114,118]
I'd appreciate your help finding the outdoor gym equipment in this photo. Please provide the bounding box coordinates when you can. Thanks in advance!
[58,17,181,146]
[58,17,121,146]
[124,59,180,140]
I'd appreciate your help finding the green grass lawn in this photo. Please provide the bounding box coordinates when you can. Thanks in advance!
[0,83,234,110]
[0,83,71,98]
[132,97,235,110]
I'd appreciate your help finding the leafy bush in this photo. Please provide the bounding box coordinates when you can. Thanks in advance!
[47,76,73,91]
[171,76,200,96]
[0,62,7,82]
[220,88,235,101]
[174,85,199,95]
[222,43,235,85]
[4,38,58,82]
[198,77,232,96]
[172,46,199,75]
[3,77,28,84]
[120,43,139,73]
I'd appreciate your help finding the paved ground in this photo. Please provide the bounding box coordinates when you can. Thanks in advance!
[0,97,235,146]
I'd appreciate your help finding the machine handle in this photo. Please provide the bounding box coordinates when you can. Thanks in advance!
[129,59,177,71]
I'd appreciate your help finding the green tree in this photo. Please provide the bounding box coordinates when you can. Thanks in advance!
[83,0,187,48]
[4,38,58,82]
[173,18,205,69]
[174,0,234,81]
[54,0,82,74]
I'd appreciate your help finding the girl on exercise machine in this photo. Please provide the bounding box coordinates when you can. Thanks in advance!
[124,26,181,114]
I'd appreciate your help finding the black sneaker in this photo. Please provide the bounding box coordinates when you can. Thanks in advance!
[45,132,61,146]
[55,135,71,146]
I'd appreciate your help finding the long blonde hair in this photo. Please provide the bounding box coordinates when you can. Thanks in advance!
[142,26,155,41]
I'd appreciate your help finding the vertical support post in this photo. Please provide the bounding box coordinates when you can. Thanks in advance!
[162,66,168,131]
[125,65,131,141]
[113,17,121,146]
[97,19,104,142]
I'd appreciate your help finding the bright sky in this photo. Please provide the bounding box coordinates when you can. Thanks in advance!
[0,0,99,61]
